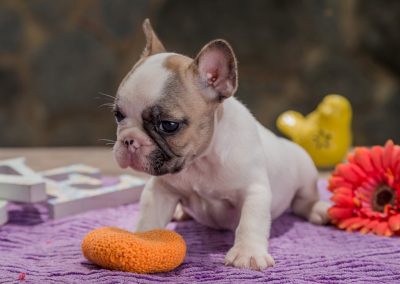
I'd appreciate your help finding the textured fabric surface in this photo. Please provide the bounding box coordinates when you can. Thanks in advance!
[1,186,400,283]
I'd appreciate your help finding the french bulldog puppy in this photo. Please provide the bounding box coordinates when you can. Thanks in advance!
[113,19,330,270]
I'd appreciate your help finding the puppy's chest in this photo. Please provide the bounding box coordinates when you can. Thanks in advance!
[170,174,237,203]
[170,158,237,199]
[167,167,241,229]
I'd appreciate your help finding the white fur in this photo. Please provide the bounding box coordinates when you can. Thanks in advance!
[125,55,330,270]
[114,53,176,170]
[117,53,175,120]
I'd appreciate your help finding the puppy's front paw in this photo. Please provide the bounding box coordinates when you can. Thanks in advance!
[224,243,275,270]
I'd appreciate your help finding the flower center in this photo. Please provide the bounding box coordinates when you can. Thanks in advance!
[372,185,396,212]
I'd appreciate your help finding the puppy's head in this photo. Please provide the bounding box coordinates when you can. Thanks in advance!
[113,19,238,176]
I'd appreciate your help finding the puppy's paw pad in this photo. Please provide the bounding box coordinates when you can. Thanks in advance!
[225,245,275,270]
[309,201,330,225]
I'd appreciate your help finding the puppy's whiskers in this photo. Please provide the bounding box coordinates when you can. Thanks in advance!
[98,92,116,101]
[96,92,117,110]
[98,102,115,110]
[98,138,117,147]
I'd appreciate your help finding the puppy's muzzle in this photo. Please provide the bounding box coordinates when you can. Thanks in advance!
[123,139,134,147]
[119,127,152,152]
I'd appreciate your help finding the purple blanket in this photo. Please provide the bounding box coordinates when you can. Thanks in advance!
[1,187,400,283]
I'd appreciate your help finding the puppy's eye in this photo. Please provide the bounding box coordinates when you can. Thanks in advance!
[159,121,180,134]
[114,110,125,122]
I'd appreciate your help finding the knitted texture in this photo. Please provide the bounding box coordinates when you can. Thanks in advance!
[82,227,186,273]
[1,186,400,283]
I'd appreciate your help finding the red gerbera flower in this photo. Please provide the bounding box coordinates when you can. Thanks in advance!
[328,140,400,237]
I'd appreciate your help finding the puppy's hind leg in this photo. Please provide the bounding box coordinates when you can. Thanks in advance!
[291,179,330,225]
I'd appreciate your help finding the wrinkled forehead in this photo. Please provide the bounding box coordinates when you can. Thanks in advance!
[116,53,175,117]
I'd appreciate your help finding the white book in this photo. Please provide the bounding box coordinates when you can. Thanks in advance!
[0,200,7,225]
[0,158,47,203]
[0,158,145,220]
[40,164,101,181]
[46,174,145,219]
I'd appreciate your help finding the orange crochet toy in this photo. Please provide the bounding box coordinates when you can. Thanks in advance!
[82,227,186,274]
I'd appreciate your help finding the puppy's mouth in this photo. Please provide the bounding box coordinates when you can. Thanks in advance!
[113,144,142,171]
[113,141,185,176]
[147,149,186,176]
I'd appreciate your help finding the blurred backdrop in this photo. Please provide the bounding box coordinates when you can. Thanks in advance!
[0,0,399,147]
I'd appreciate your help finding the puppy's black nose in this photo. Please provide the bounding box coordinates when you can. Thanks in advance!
[124,139,134,146]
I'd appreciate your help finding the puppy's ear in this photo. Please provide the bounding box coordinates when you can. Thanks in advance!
[141,19,166,57]
[191,39,238,100]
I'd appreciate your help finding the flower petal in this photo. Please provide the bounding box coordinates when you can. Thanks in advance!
[360,220,379,234]
[331,193,355,207]
[385,170,395,188]
[333,186,353,196]
[396,161,400,179]
[382,140,395,171]
[349,218,370,231]
[336,164,362,184]
[328,176,353,191]
[392,145,400,172]
[328,206,354,221]
[338,217,362,230]
[356,185,374,200]
[370,146,384,172]
[374,221,393,237]
[388,214,400,232]
[347,153,355,164]
[350,163,368,180]
[354,147,374,173]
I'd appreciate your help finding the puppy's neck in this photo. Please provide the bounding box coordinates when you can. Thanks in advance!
[188,97,243,170]
[198,103,225,159]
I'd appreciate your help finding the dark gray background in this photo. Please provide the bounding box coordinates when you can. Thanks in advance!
[0,0,399,147]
